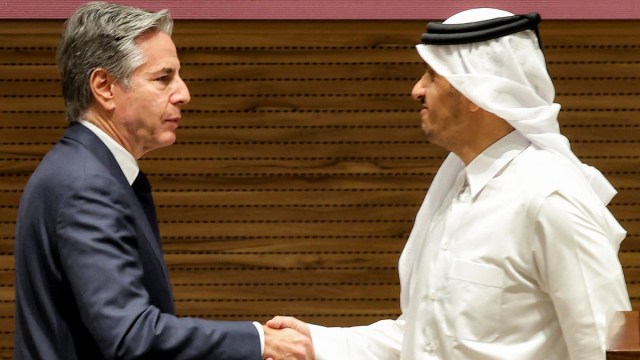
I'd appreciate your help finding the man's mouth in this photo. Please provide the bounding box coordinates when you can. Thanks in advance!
[165,117,180,127]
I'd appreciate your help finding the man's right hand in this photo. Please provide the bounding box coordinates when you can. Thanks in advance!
[262,323,314,360]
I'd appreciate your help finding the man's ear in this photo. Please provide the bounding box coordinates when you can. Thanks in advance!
[89,68,116,111]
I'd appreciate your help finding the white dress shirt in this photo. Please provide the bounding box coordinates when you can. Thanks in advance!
[80,120,139,184]
[309,131,630,359]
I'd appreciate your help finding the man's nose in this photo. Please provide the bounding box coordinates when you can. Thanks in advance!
[411,80,424,101]
[173,76,191,105]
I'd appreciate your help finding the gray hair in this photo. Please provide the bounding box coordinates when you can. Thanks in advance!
[56,1,173,122]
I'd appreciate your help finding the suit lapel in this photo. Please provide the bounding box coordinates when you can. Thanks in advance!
[62,123,172,286]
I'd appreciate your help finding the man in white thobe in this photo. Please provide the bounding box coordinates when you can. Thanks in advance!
[268,8,631,360]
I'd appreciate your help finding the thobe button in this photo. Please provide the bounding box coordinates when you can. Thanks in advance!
[429,290,439,300]
[424,341,436,353]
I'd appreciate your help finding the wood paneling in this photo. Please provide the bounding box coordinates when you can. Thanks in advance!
[1,19,639,358]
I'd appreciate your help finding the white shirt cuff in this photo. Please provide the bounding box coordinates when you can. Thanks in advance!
[253,321,265,355]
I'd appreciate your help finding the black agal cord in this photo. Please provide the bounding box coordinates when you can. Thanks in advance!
[421,12,542,48]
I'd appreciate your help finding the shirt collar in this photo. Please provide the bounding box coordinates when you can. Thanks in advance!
[464,131,531,199]
[80,120,139,185]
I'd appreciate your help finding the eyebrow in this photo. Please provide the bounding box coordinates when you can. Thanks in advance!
[147,66,177,78]
[158,67,176,75]
[423,63,438,79]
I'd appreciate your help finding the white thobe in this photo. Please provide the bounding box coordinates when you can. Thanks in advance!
[309,131,630,359]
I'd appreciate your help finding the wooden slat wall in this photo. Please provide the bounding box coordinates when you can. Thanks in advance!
[1,19,639,358]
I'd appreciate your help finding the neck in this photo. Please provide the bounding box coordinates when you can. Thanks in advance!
[82,110,140,159]
[455,116,514,165]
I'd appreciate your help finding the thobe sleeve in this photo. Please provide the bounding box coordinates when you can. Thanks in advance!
[309,318,404,359]
[532,192,631,360]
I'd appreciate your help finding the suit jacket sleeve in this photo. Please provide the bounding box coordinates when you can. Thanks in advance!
[56,170,261,360]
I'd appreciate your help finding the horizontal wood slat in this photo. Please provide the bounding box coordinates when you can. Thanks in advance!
[1,18,640,359]
[3,78,640,98]
[1,121,638,144]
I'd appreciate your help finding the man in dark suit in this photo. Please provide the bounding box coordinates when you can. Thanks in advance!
[13,2,313,359]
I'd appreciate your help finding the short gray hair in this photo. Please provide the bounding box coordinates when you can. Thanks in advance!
[56,1,173,122]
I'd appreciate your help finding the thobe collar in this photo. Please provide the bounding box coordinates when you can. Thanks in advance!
[464,130,531,199]
[79,120,139,185]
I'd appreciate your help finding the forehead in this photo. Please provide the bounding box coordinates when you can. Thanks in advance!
[419,60,439,76]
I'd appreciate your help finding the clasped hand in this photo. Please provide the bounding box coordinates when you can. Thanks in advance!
[262,316,314,360]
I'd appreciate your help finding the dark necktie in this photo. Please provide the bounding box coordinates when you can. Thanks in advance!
[131,170,160,240]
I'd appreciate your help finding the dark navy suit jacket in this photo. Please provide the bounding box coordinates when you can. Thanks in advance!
[14,123,261,359]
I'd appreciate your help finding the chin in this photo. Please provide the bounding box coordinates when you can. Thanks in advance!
[421,125,431,137]
[155,135,178,150]
[164,137,177,147]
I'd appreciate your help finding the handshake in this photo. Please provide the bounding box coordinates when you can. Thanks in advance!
[262,316,315,360]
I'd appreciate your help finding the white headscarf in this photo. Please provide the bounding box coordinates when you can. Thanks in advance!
[399,8,625,310]
[416,7,617,205]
